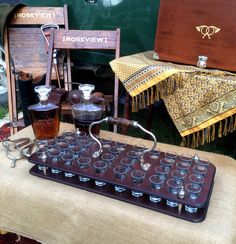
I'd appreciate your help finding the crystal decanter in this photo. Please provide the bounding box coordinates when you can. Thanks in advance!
[28,85,60,141]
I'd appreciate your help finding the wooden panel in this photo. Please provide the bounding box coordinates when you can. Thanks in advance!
[53,30,118,49]
[8,28,60,78]
[154,0,236,71]
[10,7,65,25]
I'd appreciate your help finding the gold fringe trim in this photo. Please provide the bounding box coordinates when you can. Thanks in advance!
[223,118,228,136]
[218,121,222,138]
[201,129,205,146]
[234,114,236,130]
[130,71,188,111]
[228,116,234,133]
[211,124,215,141]
[181,116,236,148]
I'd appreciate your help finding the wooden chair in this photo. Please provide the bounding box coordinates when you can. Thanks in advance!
[45,28,121,132]
[4,5,70,134]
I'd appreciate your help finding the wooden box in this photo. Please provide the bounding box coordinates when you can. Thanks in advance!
[154,0,236,71]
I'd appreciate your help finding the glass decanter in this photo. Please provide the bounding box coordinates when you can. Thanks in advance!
[28,85,60,141]
[71,84,103,135]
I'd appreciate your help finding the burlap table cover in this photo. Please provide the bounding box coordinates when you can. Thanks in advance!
[0,123,236,244]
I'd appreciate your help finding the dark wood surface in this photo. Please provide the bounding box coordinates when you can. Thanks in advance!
[154,0,236,71]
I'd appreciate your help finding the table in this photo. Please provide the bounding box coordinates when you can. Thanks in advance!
[110,51,236,148]
[0,123,236,244]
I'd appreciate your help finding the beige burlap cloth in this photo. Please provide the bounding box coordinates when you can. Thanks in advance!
[110,51,236,148]
[0,123,236,244]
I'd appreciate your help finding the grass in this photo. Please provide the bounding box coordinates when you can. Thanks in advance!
[0,105,8,119]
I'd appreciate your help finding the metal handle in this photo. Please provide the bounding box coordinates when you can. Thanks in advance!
[89,116,157,171]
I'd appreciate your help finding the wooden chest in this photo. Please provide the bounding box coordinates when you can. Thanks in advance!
[154,0,236,72]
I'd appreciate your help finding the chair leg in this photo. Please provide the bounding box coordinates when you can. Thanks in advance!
[121,92,131,134]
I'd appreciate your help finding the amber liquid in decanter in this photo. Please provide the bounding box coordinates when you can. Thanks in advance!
[72,84,103,135]
[28,85,60,140]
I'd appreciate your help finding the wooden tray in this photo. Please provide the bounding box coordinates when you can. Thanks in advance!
[28,134,216,222]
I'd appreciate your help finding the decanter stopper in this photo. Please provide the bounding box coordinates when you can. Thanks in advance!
[79,84,95,100]
[34,85,51,102]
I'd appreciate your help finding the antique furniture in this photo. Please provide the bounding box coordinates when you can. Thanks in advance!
[4,5,69,134]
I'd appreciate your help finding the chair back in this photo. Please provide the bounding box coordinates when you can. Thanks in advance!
[46,28,121,131]
[4,5,69,134]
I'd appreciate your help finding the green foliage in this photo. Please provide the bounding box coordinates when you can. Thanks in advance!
[0,106,8,119]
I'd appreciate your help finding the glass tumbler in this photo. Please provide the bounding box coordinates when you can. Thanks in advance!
[93,160,108,186]
[113,165,129,192]
[131,169,146,197]
[77,157,91,182]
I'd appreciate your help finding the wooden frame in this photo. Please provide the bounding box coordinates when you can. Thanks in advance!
[4,5,70,135]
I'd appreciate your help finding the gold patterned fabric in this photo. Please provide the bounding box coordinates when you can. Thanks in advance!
[110,51,236,146]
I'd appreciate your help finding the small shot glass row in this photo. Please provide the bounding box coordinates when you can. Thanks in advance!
[37,164,199,214]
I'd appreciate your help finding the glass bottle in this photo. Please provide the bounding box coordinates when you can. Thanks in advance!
[71,84,103,135]
[28,85,60,141]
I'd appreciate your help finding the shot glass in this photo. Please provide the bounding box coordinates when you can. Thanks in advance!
[149,174,164,190]
[36,146,49,161]
[185,183,201,200]
[148,149,160,160]
[113,165,129,192]
[100,138,113,148]
[166,178,182,195]
[48,148,62,174]
[115,140,127,152]
[67,137,79,148]
[131,169,146,197]
[185,205,198,213]
[45,139,57,148]
[189,173,205,185]
[176,161,191,173]
[127,150,140,163]
[149,195,162,203]
[133,144,146,156]
[120,157,135,170]
[62,153,75,166]
[193,165,208,175]
[77,157,91,182]
[56,135,66,142]
[79,139,92,151]
[48,148,62,164]
[62,130,75,137]
[166,200,178,208]
[93,160,108,174]
[164,151,177,160]
[77,157,91,169]
[195,157,210,168]
[160,157,175,168]
[57,141,70,155]
[155,165,169,180]
[108,146,121,157]
[70,145,83,158]
[131,169,146,184]
[101,153,115,167]
[180,154,194,163]
[171,169,186,181]
[93,160,108,186]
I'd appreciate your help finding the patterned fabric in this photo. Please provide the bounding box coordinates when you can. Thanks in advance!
[110,51,236,147]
